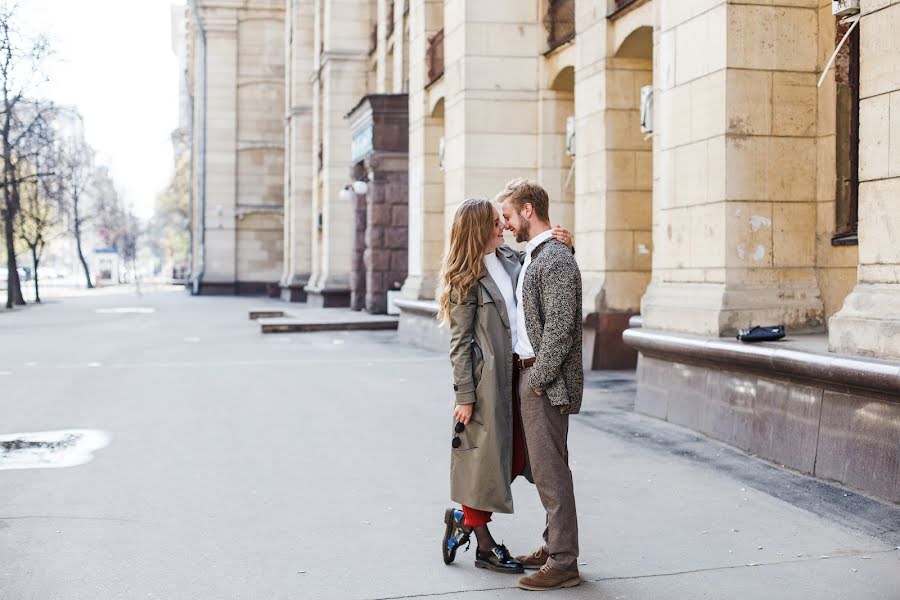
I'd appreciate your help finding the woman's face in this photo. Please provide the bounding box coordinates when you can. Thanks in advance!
[485,207,505,254]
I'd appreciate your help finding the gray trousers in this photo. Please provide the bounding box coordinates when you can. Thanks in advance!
[518,367,579,570]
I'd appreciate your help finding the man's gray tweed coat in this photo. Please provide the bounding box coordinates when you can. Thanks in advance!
[521,237,584,415]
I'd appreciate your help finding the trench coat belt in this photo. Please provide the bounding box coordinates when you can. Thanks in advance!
[512,353,536,371]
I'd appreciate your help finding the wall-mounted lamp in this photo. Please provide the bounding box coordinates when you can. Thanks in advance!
[639,85,653,140]
[339,185,354,202]
[352,179,369,195]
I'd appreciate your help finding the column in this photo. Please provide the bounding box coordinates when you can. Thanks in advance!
[401,0,444,301]
[196,4,240,292]
[234,1,286,293]
[829,2,900,359]
[306,0,371,307]
[641,0,824,336]
[281,0,316,301]
[573,1,653,368]
[442,0,540,220]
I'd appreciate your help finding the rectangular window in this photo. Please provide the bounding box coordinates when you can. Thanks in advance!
[833,20,859,246]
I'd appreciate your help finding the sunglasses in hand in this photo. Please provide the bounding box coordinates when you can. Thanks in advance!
[451,420,465,448]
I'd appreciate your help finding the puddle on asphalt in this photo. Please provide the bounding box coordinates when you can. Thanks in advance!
[0,429,110,470]
[95,307,155,314]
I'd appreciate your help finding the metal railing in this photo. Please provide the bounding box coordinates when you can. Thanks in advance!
[608,0,641,18]
[427,29,444,85]
[544,0,575,52]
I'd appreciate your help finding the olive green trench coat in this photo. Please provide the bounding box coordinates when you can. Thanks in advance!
[448,245,530,514]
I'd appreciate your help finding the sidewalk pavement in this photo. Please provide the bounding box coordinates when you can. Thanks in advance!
[0,292,896,599]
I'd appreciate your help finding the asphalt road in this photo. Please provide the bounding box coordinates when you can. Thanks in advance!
[1,289,898,599]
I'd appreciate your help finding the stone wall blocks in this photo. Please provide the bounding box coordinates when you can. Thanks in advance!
[859,4,900,98]
[690,202,728,269]
[767,137,817,201]
[858,179,900,266]
[889,92,900,178]
[772,203,817,268]
[674,141,710,206]
[690,70,727,140]
[725,201,773,268]
[659,0,726,33]
[727,5,817,72]
[815,391,900,503]
[385,227,408,249]
[674,4,727,85]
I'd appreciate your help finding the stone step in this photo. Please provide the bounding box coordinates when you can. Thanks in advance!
[258,314,399,334]
[248,308,286,320]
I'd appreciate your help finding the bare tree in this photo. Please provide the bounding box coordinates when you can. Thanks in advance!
[57,130,96,288]
[0,0,52,308]
[16,110,61,302]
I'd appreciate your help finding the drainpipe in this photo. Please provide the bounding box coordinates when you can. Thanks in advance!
[188,0,207,295]
[185,68,194,288]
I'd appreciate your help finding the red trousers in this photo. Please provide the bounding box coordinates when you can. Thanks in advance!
[462,364,527,528]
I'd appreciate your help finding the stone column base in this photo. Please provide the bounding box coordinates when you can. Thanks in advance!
[304,286,351,308]
[400,274,438,302]
[583,311,638,371]
[279,274,309,303]
[196,281,279,296]
[395,298,448,351]
[280,283,308,303]
[829,284,900,360]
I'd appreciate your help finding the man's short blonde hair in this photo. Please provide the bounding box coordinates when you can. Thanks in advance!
[495,178,550,222]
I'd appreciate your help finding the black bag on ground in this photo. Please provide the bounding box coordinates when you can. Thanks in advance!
[736,325,785,342]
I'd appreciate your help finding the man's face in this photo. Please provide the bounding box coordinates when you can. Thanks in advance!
[500,199,530,243]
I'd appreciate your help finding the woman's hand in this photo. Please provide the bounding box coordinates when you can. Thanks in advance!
[453,402,474,426]
[551,224,573,248]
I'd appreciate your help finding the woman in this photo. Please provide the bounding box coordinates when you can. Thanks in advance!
[438,198,571,574]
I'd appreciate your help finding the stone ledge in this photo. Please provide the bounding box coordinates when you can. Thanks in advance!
[624,327,900,504]
[396,299,448,352]
[394,298,439,316]
[259,314,398,334]
[623,328,900,398]
[248,308,286,320]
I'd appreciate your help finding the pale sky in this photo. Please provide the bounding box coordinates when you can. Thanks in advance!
[21,1,182,219]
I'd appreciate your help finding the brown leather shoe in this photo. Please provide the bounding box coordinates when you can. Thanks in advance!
[515,547,550,570]
[517,564,581,591]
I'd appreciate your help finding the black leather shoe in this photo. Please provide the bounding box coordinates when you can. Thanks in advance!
[474,544,524,574]
[442,508,470,564]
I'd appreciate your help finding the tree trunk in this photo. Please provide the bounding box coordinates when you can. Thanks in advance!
[8,174,24,305]
[3,199,24,308]
[73,196,93,289]
[31,246,40,303]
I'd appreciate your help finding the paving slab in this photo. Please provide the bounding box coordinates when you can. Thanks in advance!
[248,307,286,320]
[0,291,897,599]
[257,307,399,333]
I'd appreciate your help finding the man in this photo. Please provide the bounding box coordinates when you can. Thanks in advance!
[497,178,584,591]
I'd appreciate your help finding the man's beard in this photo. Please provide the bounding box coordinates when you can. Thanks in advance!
[514,220,529,243]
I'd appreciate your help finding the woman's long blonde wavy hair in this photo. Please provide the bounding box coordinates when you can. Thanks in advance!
[437,198,496,323]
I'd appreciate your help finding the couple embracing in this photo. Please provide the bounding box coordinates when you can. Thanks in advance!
[438,179,583,592]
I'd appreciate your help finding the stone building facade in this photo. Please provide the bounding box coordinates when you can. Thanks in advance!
[180,0,900,503]
[183,0,286,295]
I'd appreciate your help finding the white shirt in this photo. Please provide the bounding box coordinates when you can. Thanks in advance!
[483,252,518,347]
[514,229,554,358]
